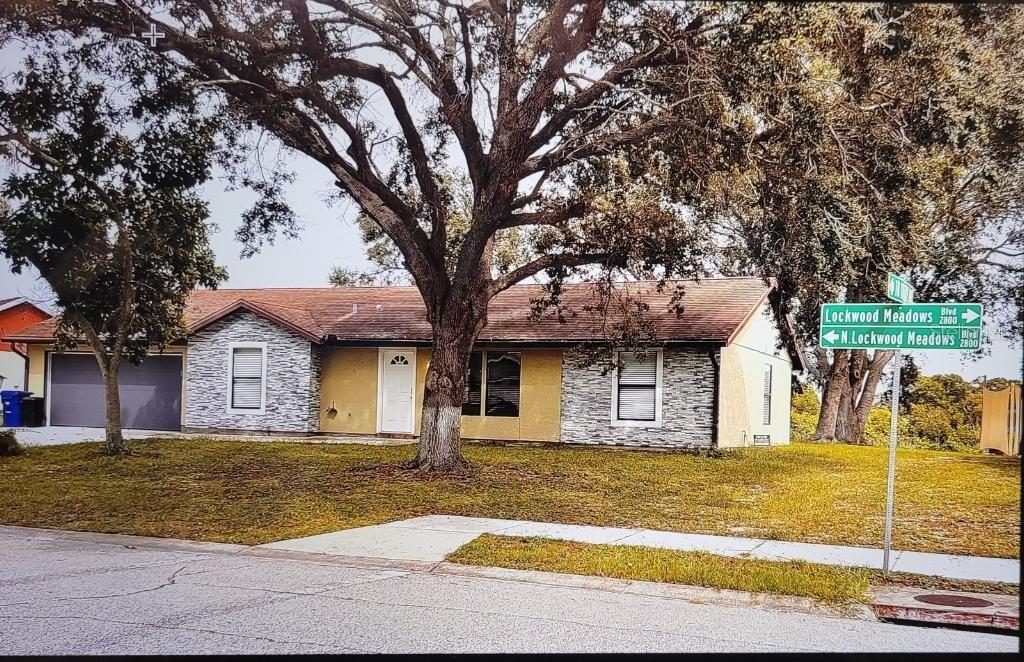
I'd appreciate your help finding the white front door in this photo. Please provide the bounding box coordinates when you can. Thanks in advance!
[380,349,416,433]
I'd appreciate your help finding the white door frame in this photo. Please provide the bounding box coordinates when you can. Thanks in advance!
[376,347,417,434]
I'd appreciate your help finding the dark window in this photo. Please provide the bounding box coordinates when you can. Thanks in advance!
[616,351,657,421]
[462,351,483,416]
[485,351,521,417]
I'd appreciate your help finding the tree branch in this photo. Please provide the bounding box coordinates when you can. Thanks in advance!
[490,251,623,295]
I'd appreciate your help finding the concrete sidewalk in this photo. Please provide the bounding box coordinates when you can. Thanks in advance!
[261,515,1020,584]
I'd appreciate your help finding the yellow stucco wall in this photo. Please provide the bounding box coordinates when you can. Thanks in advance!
[717,302,793,448]
[319,347,380,434]
[318,346,562,441]
[26,344,46,395]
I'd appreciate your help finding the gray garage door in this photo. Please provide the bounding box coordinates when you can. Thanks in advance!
[49,354,182,430]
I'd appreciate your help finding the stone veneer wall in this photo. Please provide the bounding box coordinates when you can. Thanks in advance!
[307,345,322,432]
[185,311,319,433]
[560,348,717,448]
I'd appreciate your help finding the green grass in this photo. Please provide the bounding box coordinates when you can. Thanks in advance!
[447,535,873,604]
[0,439,1018,558]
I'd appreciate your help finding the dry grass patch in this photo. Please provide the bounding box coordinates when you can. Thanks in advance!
[447,535,873,604]
[0,439,1018,557]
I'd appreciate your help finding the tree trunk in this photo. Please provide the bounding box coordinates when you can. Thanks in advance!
[101,367,128,455]
[834,350,865,443]
[847,350,894,442]
[815,349,850,441]
[410,340,473,471]
[76,319,129,457]
[406,287,488,472]
[834,380,854,441]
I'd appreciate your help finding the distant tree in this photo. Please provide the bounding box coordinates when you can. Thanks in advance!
[875,372,982,451]
[0,50,225,454]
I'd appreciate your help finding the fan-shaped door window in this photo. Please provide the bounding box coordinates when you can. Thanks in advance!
[390,354,410,366]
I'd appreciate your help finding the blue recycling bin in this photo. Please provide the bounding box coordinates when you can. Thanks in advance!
[1,390,32,427]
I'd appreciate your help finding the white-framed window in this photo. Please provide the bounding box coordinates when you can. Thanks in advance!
[611,349,663,427]
[762,363,773,425]
[228,342,267,413]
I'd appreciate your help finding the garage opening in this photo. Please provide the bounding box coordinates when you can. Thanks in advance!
[48,353,183,431]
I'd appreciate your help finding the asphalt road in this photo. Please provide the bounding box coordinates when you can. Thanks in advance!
[0,531,1017,654]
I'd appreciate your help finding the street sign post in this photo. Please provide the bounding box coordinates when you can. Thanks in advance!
[818,291,984,577]
[887,273,914,304]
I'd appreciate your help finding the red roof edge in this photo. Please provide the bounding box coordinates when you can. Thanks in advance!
[185,299,324,343]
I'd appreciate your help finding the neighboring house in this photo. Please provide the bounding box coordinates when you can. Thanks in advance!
[0,297,51,392]
[4,277,804,448]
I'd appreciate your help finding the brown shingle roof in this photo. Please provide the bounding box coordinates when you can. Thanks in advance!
[4,277,776,346]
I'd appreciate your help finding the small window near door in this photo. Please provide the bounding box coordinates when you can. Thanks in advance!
[231,346,264,410]
[762,364,773,425]
[615,351,659,422]
[462,351,483,416]
[485,351,521,417]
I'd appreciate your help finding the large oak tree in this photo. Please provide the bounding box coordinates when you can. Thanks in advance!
[710,3,1024,442]
[4,0,765,470]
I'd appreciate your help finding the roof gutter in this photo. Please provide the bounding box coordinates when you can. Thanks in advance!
[321,337,728,348]
[707,348,720,451]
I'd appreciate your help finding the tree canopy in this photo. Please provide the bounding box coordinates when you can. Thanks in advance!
[0,47,226,451]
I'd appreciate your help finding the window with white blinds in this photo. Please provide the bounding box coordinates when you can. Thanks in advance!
[231,346,264,410]
[762,364,773,425]
[615,351,659,422]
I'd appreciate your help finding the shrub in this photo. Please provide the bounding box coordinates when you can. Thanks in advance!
[862,407,911,447]
[792,389,821,417]
[791,410,818,443]
[0,429,25,456]
[790,388,821,442]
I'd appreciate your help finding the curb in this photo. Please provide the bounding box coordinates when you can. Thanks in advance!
[0,525,249,556]
[432,562,877,621]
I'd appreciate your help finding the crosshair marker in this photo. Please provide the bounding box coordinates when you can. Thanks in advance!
[139,23,166,47]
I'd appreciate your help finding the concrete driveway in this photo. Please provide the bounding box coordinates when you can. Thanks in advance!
[6,426,171,446]
[0,527,1016,654]
[5,426,414,447]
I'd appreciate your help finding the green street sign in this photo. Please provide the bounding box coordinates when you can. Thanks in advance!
[819,303,983,351]
[886,273,914,304]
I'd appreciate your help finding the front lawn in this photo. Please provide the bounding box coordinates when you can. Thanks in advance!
[0,439,1018,557]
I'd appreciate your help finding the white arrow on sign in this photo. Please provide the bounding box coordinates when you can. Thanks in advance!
[961,309,981,324]
[823,330,839,343]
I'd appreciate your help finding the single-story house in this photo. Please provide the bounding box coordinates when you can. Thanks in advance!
[4,277,804,449]
[0,297,52,392]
